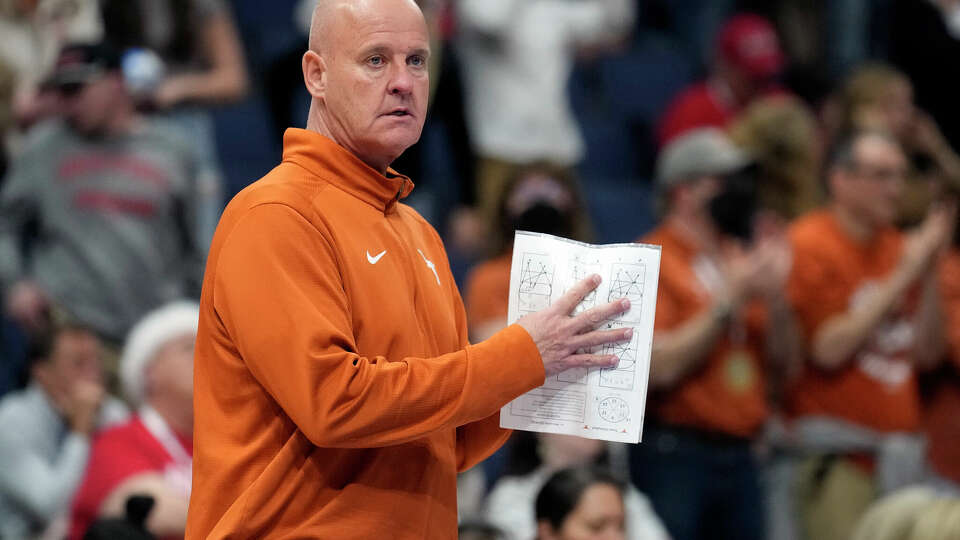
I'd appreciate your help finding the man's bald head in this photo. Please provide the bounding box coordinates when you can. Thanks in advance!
[309,0,425,54]
[301,0,430,173]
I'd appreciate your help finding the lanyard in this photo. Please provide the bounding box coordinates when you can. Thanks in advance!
[139,406,191,467]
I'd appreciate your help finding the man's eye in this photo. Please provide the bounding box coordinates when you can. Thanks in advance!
[408,55,425,68]
[368,56,385,66]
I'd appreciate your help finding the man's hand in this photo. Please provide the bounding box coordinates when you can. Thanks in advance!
[66,379,105,436]
[718,219,793,306]
[5,280,50,333]
[517,275,632,377]
[746,235,793,301]
[903,201,956,277]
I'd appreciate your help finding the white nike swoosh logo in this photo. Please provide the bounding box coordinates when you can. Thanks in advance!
[366,250,387,264]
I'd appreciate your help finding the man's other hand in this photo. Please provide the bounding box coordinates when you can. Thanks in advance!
[517,275,632,377]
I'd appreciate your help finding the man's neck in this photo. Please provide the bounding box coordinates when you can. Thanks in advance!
[831,202,877,244]
[80,108,141,140]
[106,107,140,136]
[149,397,192,438]
[306,102,390,174]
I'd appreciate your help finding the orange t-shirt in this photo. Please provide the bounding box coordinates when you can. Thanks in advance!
[787,210,920,432]
[185,129,545,539]
[643,225,768,438]
[924,251,960,483]
[464,252,512,331]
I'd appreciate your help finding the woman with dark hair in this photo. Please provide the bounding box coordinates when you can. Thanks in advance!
[534,466,627,540]
[484,434,668,540]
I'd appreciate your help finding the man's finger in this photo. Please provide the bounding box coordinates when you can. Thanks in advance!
[571,327,633,351]
[553,274,602,315]
[572,298,630,332]
[564,353,620,370]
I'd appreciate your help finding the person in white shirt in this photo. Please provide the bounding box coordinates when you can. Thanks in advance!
[456,0,635,220]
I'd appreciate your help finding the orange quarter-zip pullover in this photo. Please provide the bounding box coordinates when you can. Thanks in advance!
[185,129,545,539]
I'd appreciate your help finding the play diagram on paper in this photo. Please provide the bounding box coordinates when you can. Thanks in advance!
[518,253,554,314]
[598,321,640,390]
[608,263,645,323]
[501,231,662,444]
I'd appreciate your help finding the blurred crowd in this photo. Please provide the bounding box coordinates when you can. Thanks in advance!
[3,0,960,539]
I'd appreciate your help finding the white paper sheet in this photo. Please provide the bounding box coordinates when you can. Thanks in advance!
[500,231,662,443]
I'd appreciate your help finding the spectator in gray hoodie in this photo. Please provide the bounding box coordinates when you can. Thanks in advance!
[0,41,217,346]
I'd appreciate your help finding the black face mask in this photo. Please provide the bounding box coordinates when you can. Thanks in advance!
[512,202,574,239]
[708,165,759,241]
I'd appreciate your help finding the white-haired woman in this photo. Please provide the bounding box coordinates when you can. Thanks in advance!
[67,301,198,540]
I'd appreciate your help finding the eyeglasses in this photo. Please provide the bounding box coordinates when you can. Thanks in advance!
[56,81,87,97]
[847,161,908,183]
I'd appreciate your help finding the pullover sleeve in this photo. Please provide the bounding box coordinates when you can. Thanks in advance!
[429,229,523,471]
[212,203,544,449]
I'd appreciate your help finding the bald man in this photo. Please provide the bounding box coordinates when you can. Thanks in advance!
[185,1,633,538]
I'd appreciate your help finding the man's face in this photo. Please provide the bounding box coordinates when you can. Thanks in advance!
[318,0,430,169]
[35,330,104,397]
[834,136,907,228]
[146,333,195,407]
[59,73,123,136]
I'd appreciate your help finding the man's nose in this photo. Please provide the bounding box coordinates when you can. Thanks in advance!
[388,64,414,96]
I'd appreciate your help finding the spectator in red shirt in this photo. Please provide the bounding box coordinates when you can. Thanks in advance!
[69,301,198,540]
[658,14,786,147]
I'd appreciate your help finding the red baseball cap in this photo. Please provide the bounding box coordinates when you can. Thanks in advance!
[718,14,785,80]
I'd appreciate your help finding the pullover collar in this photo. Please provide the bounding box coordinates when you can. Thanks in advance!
[281,128,414,214]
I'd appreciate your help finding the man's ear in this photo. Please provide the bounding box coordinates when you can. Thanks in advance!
[302,50,327,100]
[31,361,50,387]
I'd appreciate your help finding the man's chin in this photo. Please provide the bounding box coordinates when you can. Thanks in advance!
[67,120,104,138]
[380,134,422,162]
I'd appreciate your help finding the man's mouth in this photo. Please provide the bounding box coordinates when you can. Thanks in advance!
[386,108,411,117]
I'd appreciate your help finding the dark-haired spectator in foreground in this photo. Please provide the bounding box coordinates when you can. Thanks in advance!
[485,433,667,540]
[0,43,215,352]
[658,14,786,147]
[534,467,629,540]
[0,324,127,539]
[783,131,954,540]
[630,128,800,540]
[70,302,198,540]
